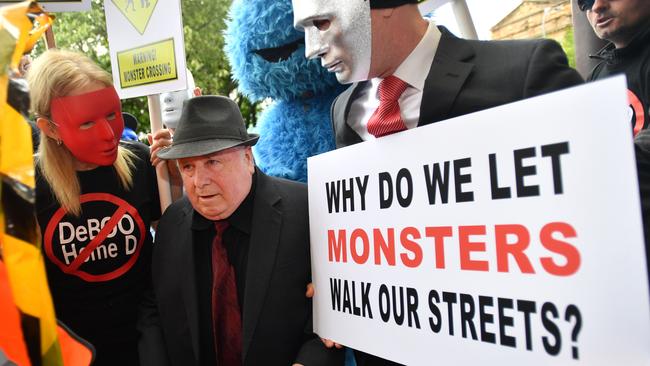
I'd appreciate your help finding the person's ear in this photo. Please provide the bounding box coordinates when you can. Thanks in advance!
[244,146,255,174]
[193,87,202,97]
[36,117,61,141]
[376,7,395,18]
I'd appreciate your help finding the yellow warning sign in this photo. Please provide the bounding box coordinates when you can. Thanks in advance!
[117,38,177,88]
[110,0,158,34]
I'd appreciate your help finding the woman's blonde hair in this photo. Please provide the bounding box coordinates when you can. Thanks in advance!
[27,49,136,216]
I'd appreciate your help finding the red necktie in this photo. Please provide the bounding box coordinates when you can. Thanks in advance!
[211,221,242,365]
[367,75,409,138]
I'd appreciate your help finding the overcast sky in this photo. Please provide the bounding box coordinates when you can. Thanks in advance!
[429,0,522,40]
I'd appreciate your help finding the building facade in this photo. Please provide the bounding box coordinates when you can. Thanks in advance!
[491,0,572,43]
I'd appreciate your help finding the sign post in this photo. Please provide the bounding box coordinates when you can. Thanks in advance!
[104,0,187,212]
[146,93,172,211]
[308,77,650,365]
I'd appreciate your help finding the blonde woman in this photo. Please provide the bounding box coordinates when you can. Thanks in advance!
[28,49,159,366]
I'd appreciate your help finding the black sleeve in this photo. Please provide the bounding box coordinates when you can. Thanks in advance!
[295,225,345,366]
[130,141,165,363]
[137,207,173,366]
[139,141,162,221]
[523,39,584,98]
[294,337,345,365]
[137,286,171,366]
[635,129,650,290]
[124,141,161,221]
[149,158,162,222]
[275,178,345,365]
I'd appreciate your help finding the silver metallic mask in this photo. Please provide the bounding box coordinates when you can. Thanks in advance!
[159,69,196,130]
[292,0,372,84]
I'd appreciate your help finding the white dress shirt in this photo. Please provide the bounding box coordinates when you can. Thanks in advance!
[348,21,442,140]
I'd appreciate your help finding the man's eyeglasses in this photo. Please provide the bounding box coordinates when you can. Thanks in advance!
[578,0,595,11]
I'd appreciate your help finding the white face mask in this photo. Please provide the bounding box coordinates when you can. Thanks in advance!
[159,70,196,130]
[292,0,372,84]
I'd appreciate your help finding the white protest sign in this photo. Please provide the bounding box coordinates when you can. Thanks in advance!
[307,76,650,365]
[104,0,186,99]
[0,0,91,12]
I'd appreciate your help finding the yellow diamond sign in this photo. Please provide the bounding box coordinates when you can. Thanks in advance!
[111,0,158,35]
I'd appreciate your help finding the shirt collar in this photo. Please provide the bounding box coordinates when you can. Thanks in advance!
[392,20,441,91]
[191,171,257,234]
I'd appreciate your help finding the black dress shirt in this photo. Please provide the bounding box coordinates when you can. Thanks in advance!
[192,175,256,365]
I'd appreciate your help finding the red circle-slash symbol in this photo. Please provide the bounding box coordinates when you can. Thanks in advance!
[44,193,145,282]
[628,90,645,136]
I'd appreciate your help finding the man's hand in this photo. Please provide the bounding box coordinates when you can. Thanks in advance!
[320,339,343,349]
[305,283,343,349]
[148,129,182,184]
[148,129,173,168]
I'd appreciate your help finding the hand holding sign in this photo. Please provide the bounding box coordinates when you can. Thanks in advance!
[148,129,174,170]
[306,282,344,349]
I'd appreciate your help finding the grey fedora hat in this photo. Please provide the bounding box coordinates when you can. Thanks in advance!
[157,95,258,160]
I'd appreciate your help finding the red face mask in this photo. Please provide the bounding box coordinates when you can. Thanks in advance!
[50,86,124,166]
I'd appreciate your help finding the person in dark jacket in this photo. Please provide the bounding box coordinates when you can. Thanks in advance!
[580,0,650,135]
[139,95,344,366]
[292,1,582,364]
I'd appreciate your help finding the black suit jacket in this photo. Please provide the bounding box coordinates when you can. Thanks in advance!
[332,27,584,148]
[138,171,343,366]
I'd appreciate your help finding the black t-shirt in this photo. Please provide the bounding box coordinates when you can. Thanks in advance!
[589,22,650,135]
[35,141,160,365]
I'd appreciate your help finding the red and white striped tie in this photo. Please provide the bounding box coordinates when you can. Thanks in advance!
[367,75,409,138]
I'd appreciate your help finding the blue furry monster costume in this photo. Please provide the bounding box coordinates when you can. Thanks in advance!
[225,0,344,183]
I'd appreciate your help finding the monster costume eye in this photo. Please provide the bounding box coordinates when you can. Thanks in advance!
[313,19,331,31]
[253,38,303,63]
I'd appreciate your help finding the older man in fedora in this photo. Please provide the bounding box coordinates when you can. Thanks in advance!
[138,95,343,366]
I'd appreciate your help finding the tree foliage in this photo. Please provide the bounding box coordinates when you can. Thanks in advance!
[560,27,576,69]
[33,0,259,133]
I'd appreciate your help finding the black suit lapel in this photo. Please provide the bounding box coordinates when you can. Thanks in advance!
[180,204,201,363]
[419,27,475,126]
[241,173,282,362]
[333,82,366,147]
